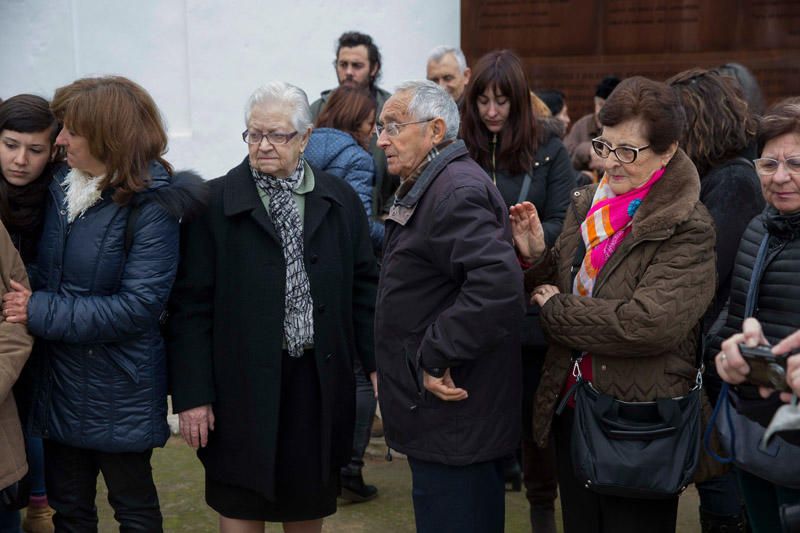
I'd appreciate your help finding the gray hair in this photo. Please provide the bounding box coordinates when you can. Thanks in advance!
[394,80,460,140]
[427,45,468,74]
[244,81,312,132]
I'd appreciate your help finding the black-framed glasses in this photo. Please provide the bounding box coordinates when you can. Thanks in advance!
[591,137,650,164]
[242,130,298,145]
[754,157,800,176]
[375,118,434,138]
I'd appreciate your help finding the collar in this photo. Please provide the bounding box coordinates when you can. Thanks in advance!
[763,206,800,240]
[387,140,467,226]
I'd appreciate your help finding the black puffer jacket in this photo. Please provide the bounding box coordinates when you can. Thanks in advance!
[490,117,576,349]
[709,207,800,432]
[700,157,764,332]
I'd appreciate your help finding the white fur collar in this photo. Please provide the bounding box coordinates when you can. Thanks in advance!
[63,168,104,223]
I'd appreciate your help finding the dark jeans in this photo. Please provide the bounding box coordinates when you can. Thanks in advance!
[342,358,377,475]
[0,508,19,533]
[696,469,745,517]
[737,468,800,533]
[521,347,558,509]
[44,440,162,533]
[407,456,505,533]
[554,409,679,533]
[26,436,47,496]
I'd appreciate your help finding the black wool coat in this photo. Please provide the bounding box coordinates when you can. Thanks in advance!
[167,158,378,500]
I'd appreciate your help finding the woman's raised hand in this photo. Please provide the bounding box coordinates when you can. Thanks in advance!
[509,202,546,263]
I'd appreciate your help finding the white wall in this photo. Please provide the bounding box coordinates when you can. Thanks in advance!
[0,0,460,178]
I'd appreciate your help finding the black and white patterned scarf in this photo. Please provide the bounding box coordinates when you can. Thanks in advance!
[251,160,314,357]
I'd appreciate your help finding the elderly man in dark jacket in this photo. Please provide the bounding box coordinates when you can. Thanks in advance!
[375,80,525,533]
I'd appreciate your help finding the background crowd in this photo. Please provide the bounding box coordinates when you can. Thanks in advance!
[0,28,799,533]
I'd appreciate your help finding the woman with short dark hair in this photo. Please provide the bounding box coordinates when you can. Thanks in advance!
[2,76,206,532]
[511,76,717,532]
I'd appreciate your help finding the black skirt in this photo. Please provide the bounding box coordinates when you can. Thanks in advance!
[206,350,338,522]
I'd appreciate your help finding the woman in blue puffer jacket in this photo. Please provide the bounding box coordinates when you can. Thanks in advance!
[305,86,384,253]
[2,76,207,532]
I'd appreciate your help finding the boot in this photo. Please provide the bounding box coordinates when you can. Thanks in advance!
[339,471,378,503]
[530,506,557,533]
[503,456,522,492]
[699,506,748,533]
[22,502,55,533]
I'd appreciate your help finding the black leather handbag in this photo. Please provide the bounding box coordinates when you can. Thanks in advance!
[566,371,702,499]
[561,235,702,499]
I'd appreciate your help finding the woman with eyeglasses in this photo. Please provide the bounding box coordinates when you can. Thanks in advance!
[711,98,800,533]
[667,67,764,532]
[167,82,378,533]
[510,76,717,533]
[459,49,575,533]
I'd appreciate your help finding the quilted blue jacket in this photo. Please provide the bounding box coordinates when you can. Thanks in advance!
[305,128,384,250]
[25,162,206,452]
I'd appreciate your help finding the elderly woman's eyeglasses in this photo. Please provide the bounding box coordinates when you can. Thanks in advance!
[242,130,298,145]
[591,138,650,164]
[375,118,434,138]
[754,157,800,177]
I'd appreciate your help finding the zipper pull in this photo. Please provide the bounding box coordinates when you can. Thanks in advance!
[385,447,393,462]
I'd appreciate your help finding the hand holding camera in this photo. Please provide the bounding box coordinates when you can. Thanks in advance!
[737,343,791,393]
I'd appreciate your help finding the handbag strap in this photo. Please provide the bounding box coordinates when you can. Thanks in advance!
[516,173,533,204]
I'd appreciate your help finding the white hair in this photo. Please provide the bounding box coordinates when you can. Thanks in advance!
[394,80,460,141]
[244,81,312,132]
[427,45,468,74]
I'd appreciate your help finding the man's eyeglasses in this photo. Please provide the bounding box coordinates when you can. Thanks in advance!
[375,118,434,138]
[242,130,298,145]
[754,157,800,177]
[591,137,650,164]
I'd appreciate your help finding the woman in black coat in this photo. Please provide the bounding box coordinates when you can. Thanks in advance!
[668,68,764,532]
[167,81,378,533]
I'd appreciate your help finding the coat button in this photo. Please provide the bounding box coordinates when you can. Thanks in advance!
[60,209,67,216]
[310,254,319,264]
[545,156,550,162]
[573,191,581,197]
[409,404,418,411]
[88,349,93,355]
[325,352,334,360]
[534,162,540,167]
[601,364,607,371]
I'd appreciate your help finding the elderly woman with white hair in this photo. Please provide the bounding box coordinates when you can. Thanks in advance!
[167,81,378,533]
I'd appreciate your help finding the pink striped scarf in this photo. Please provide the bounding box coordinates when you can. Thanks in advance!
[573,168,665,297]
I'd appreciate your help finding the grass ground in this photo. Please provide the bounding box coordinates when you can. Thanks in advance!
[85,436,702,532]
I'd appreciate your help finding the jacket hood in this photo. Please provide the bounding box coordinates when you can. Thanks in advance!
[140,170,209,222]
[537,116,565,143]
[306,128,361,169]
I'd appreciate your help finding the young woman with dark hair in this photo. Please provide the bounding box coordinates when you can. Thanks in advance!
[2,76,206,532]
[461,49,575,533]
[0,94,60,533]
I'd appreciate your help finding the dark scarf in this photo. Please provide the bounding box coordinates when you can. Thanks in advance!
[0,170,52,263]
[250,159,314,358]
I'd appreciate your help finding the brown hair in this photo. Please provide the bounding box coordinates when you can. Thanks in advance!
[315,86,376,140]
[667,68,756,176]
[50,76,172,205]
[461,50,537,175]
[598,76,685,155]
[757,97,800,152]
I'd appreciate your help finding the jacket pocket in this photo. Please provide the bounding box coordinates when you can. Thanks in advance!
[107,350,140,384]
